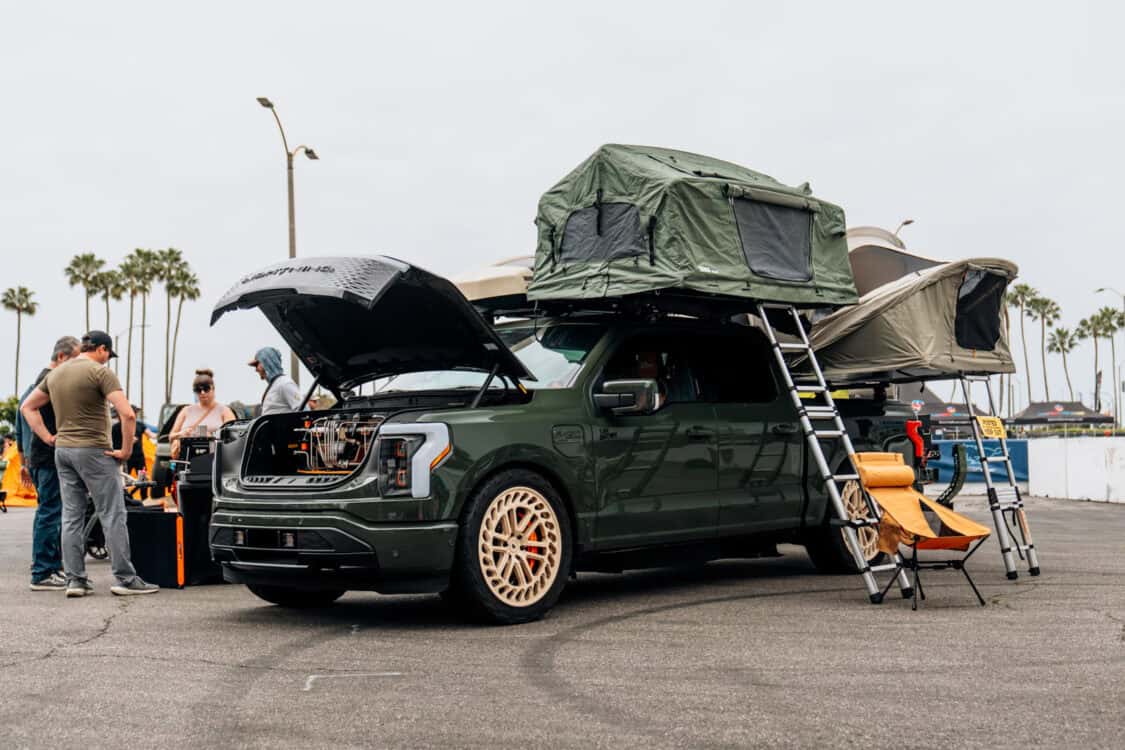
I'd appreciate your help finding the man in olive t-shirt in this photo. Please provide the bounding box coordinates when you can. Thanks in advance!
[21,331,158,597]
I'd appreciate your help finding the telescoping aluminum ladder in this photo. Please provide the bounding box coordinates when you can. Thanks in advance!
[757,304,913,603]
[959,375,1040,579]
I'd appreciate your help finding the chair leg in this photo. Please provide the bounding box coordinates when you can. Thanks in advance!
[911,546,921,611]
[962,567,986,607]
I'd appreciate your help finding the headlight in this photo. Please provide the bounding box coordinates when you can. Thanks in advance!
[374,423,451,499]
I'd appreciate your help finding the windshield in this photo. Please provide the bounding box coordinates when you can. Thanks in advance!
[370,321,604,392]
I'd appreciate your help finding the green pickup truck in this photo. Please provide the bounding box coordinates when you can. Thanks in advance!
[209,257,926,623]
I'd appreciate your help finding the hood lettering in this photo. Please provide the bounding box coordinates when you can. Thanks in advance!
[240,265,336,285]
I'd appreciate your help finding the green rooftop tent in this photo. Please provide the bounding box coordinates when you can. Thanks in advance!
[527,144,858,308]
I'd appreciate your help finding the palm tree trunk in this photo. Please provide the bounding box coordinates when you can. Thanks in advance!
[1040,318,1050,401]
[1092,333,1100,411]
[170,295,185,397]
[164,289,172,402]
[1111,336,1119,427]
[126,293,135,398]
[140,292,147,415]
[1062,350,1074,402]
[14,310,21,394]
[104,294,111,331]
[1019,303,1032,405]
[84,289,90,332]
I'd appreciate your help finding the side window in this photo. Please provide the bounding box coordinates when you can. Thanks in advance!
[696,332,777,404]
[602,334,704,404]
[559,202,646,264]
[955,270,1006,351]
[731,197,813,282]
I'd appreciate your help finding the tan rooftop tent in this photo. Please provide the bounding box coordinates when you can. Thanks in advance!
[809,257,1018,383]
[451,256,533,302]
[846,226,943,296]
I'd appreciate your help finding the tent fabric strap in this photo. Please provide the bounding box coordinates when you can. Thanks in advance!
[724,183,820,212]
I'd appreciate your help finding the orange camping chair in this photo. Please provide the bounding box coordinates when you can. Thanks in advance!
[855,452,992,610]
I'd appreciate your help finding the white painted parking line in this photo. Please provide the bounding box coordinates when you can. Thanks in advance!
[302,672,404,692]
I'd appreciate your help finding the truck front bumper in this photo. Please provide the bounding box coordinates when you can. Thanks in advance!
[210,508,458,594]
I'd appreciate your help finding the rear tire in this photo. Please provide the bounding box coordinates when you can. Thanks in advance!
[804,478,887,574]
[246,584,345,608]
[448,469,572,625]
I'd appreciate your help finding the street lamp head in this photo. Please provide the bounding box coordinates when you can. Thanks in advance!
[893,218,915,236]
[304,148,319,160]
[256,97,274,109]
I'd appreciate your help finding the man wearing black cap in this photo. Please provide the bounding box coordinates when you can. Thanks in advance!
[21,330,158,597]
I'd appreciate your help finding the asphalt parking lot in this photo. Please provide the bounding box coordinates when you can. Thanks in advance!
[1,495,1123,749]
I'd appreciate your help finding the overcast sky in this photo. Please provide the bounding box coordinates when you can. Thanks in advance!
[2,1,1122,419]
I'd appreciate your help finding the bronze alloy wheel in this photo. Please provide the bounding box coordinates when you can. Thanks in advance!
[477,486,562,607]
[841,479,880,562]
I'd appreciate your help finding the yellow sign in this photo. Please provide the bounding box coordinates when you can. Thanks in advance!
[976,416,1006,439]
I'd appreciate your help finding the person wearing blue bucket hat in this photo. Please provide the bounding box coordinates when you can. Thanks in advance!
[249,346,302,414]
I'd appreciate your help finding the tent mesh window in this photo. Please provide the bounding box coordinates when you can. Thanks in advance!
[731,198,813,282]
[559,203,646,264]
[955,270,1007,350]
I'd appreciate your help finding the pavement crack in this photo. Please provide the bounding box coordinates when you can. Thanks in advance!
[0,598,133,670]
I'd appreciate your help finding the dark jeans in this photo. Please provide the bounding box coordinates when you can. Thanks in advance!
[30,465,63,581]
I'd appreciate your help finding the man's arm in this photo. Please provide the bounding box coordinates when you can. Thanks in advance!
[20,389,55,447]
[105,390,136,460]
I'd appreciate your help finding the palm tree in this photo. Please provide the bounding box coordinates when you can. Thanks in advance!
[1027,295,1060,401]
[92,269,125,332]
[64,253,105,331]
[168,269,200,398]
[129,248,160,415]
[2,287,38,394]
[1096,307,1122,424]
[119,253,147,398]
[1047,327,1078,402]
[154,248,186,403]
[1077,315,1104,410]
[1008,284,1038,407]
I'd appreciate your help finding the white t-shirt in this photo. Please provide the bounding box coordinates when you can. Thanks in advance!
[261,374,302,414]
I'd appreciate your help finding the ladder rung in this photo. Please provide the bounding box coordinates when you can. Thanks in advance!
[776,342,809,351]
[793,385,826,393]
[804,406,838,416]
[814,430,844,438]
[832,473,860,482]
[869,563,900,573]
[983,455,1009,463]
[829,516,879,528]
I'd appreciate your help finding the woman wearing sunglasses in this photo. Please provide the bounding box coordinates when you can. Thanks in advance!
[168,369,238,459]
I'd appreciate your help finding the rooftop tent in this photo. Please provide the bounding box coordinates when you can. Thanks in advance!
[808,258,1018,384]
[527,145,858,308]
[1010,402,1113,426]
[846,226,944,296]
[450,256,533,302]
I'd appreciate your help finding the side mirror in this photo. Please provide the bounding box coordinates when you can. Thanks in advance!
[594,379,662,415]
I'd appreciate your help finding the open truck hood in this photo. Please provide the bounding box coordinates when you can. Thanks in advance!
[211,256,534,389]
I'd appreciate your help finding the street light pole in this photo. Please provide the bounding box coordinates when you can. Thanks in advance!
[258,97,319,386]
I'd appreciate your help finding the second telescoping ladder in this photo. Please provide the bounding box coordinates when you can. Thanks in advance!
[757,303,913,604]
[959,375,1040,579]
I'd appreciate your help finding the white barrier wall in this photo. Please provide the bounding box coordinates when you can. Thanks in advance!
[1028,437,1125,503]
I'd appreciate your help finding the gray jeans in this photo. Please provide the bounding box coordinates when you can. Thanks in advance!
[56,446,137,586]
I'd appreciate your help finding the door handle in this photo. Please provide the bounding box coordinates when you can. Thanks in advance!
[771,423,798,436]
[685,426,712,441]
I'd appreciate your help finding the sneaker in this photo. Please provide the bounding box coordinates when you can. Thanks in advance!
[66,580,95,598]
[30,572,67,591]
[110,578,159,596]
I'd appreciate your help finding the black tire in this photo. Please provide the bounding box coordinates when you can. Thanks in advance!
[448,469,573,625]
[246,584,345,608]
[803,478,887,574]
